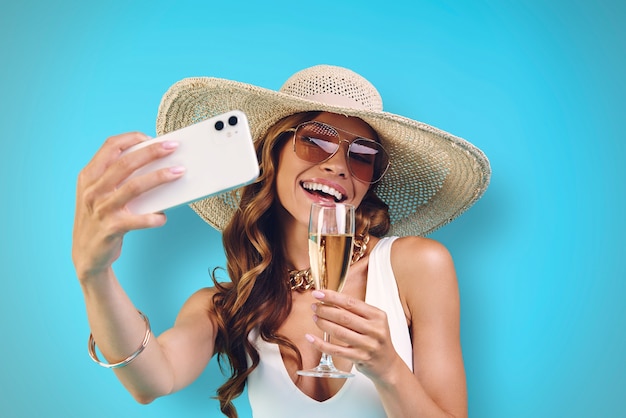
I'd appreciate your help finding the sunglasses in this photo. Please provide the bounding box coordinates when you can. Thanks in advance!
[287,121,390,184]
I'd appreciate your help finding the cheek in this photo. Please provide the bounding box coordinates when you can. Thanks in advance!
[274,146,313,225]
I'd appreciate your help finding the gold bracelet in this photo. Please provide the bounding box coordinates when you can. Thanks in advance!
[88,310,151,369]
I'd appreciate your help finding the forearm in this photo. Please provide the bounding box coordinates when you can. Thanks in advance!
[373,357,466,418]
[80,268,175,403]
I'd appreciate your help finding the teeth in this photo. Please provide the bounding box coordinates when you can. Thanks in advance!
[302,182,343,201]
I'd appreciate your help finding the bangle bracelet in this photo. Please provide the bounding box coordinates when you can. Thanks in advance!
[88,310,152,369]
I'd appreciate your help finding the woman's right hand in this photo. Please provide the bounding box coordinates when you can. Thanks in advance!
[72,132,185,282]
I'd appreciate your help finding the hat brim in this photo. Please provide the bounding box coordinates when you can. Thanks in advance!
[156,77,491,236]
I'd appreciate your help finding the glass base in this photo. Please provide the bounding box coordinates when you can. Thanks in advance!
[297,364,354,379]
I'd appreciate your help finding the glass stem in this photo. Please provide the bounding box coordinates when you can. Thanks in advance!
[318,332,336,369]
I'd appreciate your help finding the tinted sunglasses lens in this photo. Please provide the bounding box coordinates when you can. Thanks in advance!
[294,122,389,183]
[294,122,339,163]
[348,139,389,183]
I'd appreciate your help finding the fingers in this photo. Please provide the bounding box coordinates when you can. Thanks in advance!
[95,138,181,195]
[304,332,360,360]
[311,311,368,349]
[102,164,186,214]
[75,132,186,241]
[78,132,185,214]
[312,291,388,338]
[311,304,381,348]
[306,290,391,362]
[81,132,150,184]
[304,316,384,366]
[311,290,373,319]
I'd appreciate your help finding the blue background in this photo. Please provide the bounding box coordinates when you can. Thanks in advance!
[1,0,624,417]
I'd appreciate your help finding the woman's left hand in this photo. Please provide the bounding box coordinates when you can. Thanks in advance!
[306,289,404,383]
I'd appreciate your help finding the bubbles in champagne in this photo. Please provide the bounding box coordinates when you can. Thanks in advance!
[308,233,354,292]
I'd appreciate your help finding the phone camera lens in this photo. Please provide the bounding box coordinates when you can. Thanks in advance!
[215,121,224,131]
[228,116,238,126]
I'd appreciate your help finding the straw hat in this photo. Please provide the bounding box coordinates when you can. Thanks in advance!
[156,65,491,236]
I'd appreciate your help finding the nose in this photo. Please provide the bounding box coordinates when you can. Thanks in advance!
[318,141,350,178]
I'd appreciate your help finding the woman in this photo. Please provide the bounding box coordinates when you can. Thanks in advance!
[72,65,490,418]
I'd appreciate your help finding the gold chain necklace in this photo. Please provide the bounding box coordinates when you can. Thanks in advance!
[288,234,370,292]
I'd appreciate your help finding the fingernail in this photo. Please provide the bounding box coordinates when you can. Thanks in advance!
[312,314,318,323]
[305,334,315,343]
[311,303,318,312]
[162,141,179,150]
[312,290,325,299]
[169,166,186,175]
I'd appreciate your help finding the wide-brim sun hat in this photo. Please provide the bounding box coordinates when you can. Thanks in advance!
[156,65,491,236]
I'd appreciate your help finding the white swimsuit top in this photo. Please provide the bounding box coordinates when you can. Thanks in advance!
[246,236,413,418]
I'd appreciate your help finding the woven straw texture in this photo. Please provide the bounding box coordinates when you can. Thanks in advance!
[156,65,491,237]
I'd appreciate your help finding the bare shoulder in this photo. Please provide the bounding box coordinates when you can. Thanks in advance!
[159,287,220,359]
[175,286,219,327]
[389,236,459,322]
[181,286,217,308]
[390,236,455,277]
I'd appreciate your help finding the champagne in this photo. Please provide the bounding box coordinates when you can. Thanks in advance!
[308,233,354,292]
[297,203,356,378]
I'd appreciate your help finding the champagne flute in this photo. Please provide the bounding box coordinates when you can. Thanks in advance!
[297,202,355,378]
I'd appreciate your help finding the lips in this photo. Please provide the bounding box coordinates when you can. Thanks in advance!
[301,181,345,202]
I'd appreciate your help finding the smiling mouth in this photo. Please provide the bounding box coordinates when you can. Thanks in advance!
[301,181,345,202]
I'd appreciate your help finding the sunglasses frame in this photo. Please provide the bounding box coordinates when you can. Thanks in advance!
[286,121,391,184]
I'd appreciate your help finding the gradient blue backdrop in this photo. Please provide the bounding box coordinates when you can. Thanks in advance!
[1,0,624,417]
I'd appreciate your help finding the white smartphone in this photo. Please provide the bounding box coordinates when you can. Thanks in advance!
[123,110,259,214]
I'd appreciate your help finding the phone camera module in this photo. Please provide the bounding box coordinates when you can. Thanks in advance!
[215,121,225,131]
[228,116,238,126]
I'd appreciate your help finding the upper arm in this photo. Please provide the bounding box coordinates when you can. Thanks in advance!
[156,287,219,393]
[392,236,467,417]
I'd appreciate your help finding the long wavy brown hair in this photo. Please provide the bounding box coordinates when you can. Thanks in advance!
[209,112,391,417]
